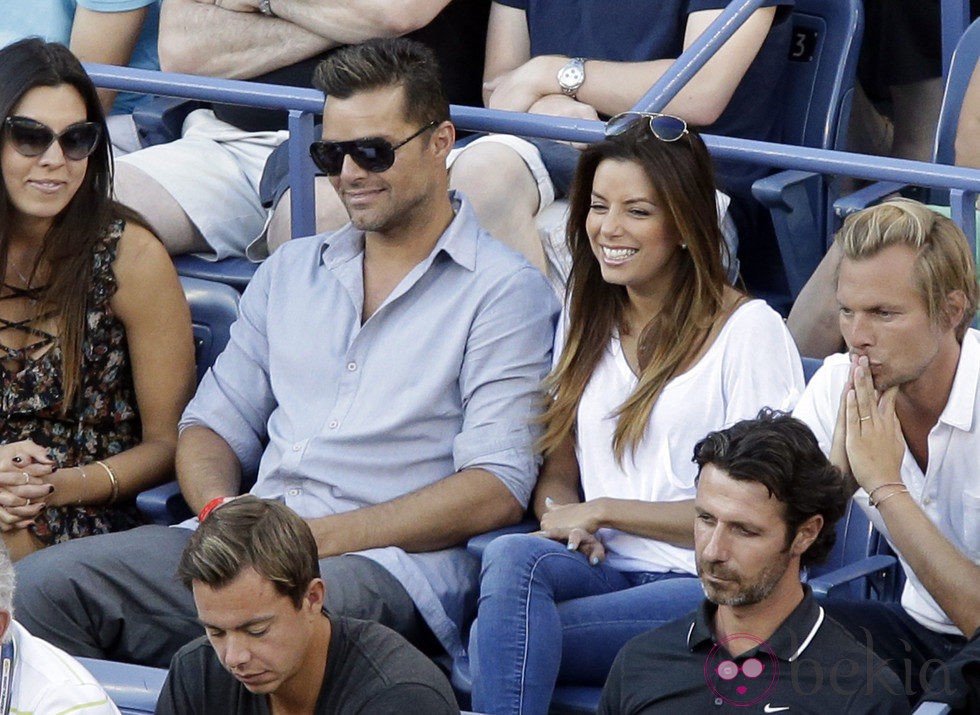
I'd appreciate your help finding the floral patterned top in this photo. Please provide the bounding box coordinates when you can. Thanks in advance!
[0,219,145,544]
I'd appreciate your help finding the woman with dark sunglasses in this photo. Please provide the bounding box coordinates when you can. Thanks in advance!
[469,121,805,715]
[0,39,194,560]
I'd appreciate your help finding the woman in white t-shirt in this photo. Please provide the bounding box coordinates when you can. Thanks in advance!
[469,116,805,715]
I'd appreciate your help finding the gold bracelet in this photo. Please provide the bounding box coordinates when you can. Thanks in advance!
[77,466,87,506]
[870,487,909,509]
[95,460,119,505]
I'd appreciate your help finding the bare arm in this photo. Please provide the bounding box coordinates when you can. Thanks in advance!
[47,223,196,506]
[160,0,450,78]
[159,0,334,77]
[538,497,696,549]
[307,468,524,557]
[955,61,980,168]
[176,425,243,513]
[484,7,776,123]
[262,0,449,48]
[874,492,980,635]
[531,436,582,520]
[70,6,150,113]
[846,359,980,635]
[787,242,847,358]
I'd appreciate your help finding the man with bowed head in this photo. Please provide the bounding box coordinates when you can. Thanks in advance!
[157,496,459,714]
[600,411,909,714]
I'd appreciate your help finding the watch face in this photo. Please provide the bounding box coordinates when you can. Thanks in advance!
[560,66,585,86]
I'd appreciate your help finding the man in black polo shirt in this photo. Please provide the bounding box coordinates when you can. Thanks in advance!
[156,496,459,714]
[599,411,910,714]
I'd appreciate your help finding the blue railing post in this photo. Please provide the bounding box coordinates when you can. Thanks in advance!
[632,0,766,112]
[287,110,317,239]
[942,0,972,79]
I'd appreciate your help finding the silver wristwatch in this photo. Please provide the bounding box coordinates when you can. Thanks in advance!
[259,0,275,16]
[557,57,587,98]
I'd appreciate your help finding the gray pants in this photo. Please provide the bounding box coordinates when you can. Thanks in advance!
[14,525,426,668]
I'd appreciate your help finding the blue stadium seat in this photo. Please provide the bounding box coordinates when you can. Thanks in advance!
[76,657,167,715]
[835,15,980,227]
[806,499,901,602]
[751,0,864,304]
[136,276,240,525]
[173,254,258,293]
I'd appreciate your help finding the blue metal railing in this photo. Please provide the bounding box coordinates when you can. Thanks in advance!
[83,0,980,262]
[943,0,973,78]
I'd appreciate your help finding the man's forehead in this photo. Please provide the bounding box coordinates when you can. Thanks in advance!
[836,249,921,305]
[322,85,410,136]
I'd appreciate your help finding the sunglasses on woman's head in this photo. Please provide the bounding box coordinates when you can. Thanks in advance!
[604,111,688,142]
[309,120,439,176]
[3,116,102,161]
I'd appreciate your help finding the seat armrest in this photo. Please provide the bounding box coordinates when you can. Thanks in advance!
[751,169,828,300]
[136,481,193,526]
[808,554,898,599]
[131,97,206,147]
[833,181,906,218]
[466,519,538,558]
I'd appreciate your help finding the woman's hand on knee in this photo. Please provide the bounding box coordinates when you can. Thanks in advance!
[567,528,606,566]
[537,496,605,538]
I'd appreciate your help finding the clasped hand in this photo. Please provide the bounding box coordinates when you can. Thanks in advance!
[0,440,55,532]
[831,355,904,494]
[534,497,606,565]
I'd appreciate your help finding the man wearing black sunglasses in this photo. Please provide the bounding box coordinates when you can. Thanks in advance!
[109,0,488,259]
[15,37,560,673]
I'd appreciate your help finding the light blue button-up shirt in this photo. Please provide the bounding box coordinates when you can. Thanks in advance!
[180,193,559,656]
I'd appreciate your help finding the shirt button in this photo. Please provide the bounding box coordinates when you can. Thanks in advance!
[329,420,339,429]
[923,496,933,505]
[347,362,357,371]
[714,698,723,706]
[292,444,301,452]
[287,488,300,496]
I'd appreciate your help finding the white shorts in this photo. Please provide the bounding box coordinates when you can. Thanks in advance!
[116,109,288,261]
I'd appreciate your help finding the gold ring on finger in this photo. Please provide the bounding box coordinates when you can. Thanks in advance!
[860,416,871,422]
[22,472,29,484]
[25,498,31,507]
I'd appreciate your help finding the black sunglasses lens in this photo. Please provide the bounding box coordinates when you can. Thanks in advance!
[60,123,102,160]
[649,115,686,142]
[6,119,100,159]
[8,120,55,157]
[310,138,396,176]
[310,142,345,175]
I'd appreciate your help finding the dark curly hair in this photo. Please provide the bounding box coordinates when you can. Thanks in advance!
[693,409,848,569]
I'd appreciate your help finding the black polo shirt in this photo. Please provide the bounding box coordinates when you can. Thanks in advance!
[599,587,911,714]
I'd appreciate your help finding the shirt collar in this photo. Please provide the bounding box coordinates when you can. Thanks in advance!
[316,190,479,272]
[687,585,825,662]
[938,328,980,432]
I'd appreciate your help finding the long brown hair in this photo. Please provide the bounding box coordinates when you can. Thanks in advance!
[540,122,733,463]
[0,39,147,409]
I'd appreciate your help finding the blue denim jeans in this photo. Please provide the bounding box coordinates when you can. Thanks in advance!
[470,532,703,715]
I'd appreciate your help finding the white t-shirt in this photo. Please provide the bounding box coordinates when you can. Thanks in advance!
[793,329,980,635]
[574,299,804,573]
[8,620,119,714]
